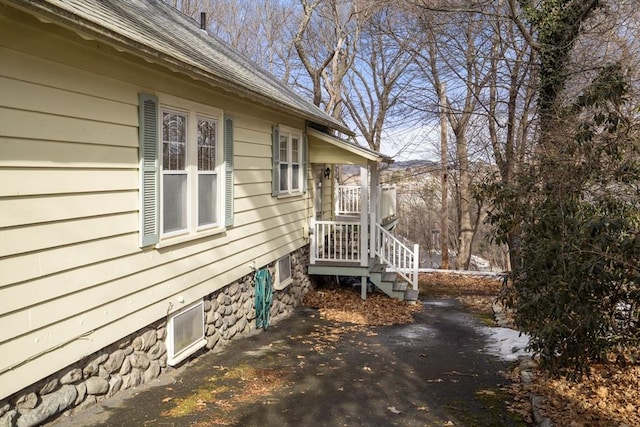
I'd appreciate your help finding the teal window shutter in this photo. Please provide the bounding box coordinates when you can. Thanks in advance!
[224,115,234,227]
[138,93,159,247]
[302,133,308,194]
[271,125,280,196]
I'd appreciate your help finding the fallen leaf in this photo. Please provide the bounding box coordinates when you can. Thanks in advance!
[387,406,401,414]
[161,397,172,403]
[303,289,420,326]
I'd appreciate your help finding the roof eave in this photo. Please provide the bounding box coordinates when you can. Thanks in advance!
[308,128,392,163]
[5,0,353,135]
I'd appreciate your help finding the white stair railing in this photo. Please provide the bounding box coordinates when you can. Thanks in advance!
[378,184,397,221]
[375,224,419,290]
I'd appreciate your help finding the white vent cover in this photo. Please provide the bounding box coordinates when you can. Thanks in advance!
[166,299,206,366]
[275,254,292,290]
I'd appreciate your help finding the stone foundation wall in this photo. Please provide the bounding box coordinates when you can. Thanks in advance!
[0,247,311,427]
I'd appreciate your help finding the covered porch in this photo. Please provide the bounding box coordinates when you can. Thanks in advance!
[306,128,419,301]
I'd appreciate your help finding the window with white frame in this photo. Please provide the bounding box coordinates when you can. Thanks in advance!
[276,126,303,195]
[275,254,293,290]
[196,117,218,227]
[166,299,206,366]
[160,101,222,237]
[138,93,234,248]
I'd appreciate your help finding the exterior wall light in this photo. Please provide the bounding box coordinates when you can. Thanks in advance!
[324,167,331,179]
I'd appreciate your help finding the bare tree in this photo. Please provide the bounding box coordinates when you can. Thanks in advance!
[412,7,495,270]
[163,0,297,82]
[293,0,374,119]
[481,0,538,271]
[342,3,418,152]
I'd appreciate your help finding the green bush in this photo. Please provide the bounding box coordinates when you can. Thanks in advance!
[508,195,639,376]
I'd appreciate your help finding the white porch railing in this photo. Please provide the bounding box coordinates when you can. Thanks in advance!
[336,185,361,215]
[378,184,396,221]
[337,184,397,221]
[311,220,362,263]
[375,223,419,291]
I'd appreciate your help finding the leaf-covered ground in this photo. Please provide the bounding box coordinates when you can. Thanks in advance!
[302,288,421,325]
[419,271,640,427]
[507,361,640,426]
[418,272,503,316]
[161,364,292,426]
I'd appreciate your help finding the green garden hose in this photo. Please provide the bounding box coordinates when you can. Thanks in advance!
[255,268,273,330]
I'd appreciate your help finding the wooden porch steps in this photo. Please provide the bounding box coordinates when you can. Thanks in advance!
[369,263,418,302]
[307,260,419,303]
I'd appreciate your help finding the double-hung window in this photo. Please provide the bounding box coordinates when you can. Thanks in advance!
[196,117,218,228]
[138,93,234,248]
[161,107,220,237]
[161,110,188,234]
[272,125,306,196]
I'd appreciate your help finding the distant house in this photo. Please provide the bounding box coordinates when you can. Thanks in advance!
[0,1,418,424]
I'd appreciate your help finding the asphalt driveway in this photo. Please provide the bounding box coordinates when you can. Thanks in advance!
[49,298,528,426]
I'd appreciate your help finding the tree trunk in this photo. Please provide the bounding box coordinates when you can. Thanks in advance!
[455,133,473,270]
[439,83,449,269]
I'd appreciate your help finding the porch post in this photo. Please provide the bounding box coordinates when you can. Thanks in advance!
[359,166,369,267]
[413,243,420,291]
[369,161,379,259]
[360,276,367,300]
[309,218,316,264]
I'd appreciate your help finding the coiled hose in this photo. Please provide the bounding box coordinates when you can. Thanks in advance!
[255,268,273,330]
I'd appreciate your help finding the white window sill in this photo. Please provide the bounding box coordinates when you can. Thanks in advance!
[274,277,293,291]
[167,338,206,367]
[277,192,304,199]
[156,226,226,249]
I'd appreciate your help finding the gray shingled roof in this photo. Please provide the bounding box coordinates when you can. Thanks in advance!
[8,0,351,134]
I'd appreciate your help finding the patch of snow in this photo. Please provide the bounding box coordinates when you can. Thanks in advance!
[479,326,531,361]
[469,255,491,271]
[423,300,455,308]
[395,324,437,340]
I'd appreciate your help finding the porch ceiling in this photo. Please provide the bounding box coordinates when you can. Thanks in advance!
[308,128,392,165]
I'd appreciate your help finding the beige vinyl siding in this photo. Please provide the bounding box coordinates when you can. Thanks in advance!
[0,138,138,169]
[0,212,138,257]
[308,138,368,166]
[0,192,140,228]
[0,10,311,400]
